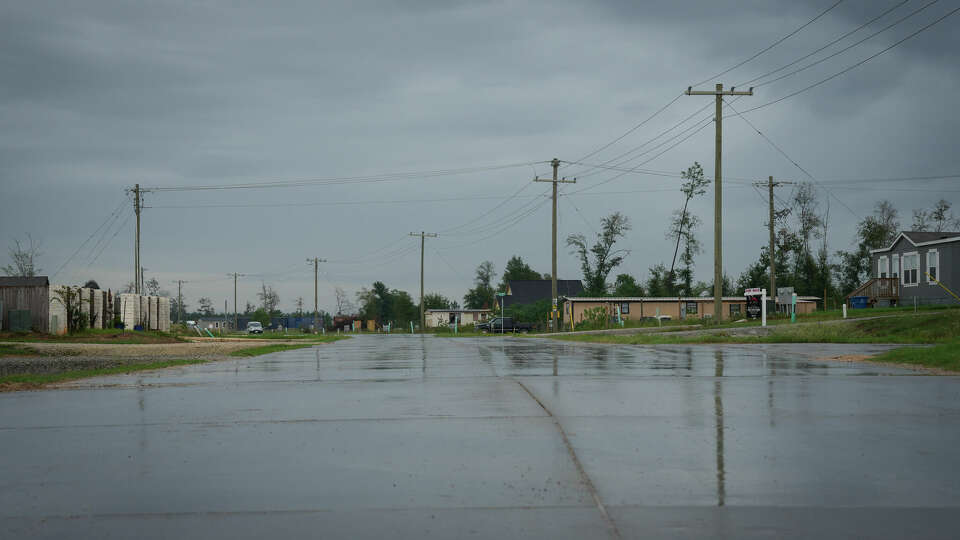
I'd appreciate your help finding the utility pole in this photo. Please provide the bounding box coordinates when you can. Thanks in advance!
[685,84,753,322]
[534,158,575,331]
[132,184,141,294]
[306,257,327,333]
[171,280,189,323]
[409,231,437,333]
[228,272,244,331]
[753,176,795,309]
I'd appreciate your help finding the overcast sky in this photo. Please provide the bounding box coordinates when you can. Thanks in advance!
[2,0,958,313]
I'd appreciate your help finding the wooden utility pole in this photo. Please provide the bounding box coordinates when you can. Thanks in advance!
[133,184,141,294]
[171,280,189,323]
[753,176,794,309]
[685,84,753,321]
[228,272,244,331]
[535,158,575,331]
[306,257,327,333]
[409,231,437,333]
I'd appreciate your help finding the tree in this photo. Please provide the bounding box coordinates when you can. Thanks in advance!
[566,212,631,296]
[930,199,959,232]
[251,308,270,327]
[667,162,709,289]
[197,297,215,317]
[464,261,496,309]
[295,296,304,317]
[83,280,100,289]
[422,293,452,310]
[51,286,85,333]
[645,263,675,297]
[334,286,354,314]
[2,234,42,277]
[666,210,702,296]
[835,200,901,295]
[170,297,189,321]
[121,281,136,293]
[144,277,161,296]
[498,256,542,291]
[612,274,645,297]
[243,301,255,315]
[257,282,280,314]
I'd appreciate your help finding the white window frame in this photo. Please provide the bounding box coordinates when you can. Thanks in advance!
[926,249,939,283]
[878,256,888,278]
[902,251,919,287]
[891,254,900,279]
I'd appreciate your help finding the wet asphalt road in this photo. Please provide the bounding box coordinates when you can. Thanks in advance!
[2,336,959,539]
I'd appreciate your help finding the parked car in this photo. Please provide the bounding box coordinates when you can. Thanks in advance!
[246,321,263,334]
[475,317,533,334]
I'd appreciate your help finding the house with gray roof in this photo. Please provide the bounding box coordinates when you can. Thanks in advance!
[861,230,960,307]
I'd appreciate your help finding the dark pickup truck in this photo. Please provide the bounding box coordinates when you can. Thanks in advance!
[475,317,533,334]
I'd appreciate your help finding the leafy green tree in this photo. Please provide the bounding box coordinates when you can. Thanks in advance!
[422,293,452,310]
[464,261,496,309]
[645,263,676,297]
[505,299,551,330]
[498,255,542,291]
[252,308,270,327]
[666,162,709,292]
[612,274,645,297]
[566,212,631,297]
[834,200,900,295]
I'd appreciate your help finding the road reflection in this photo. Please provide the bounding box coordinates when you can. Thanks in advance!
[714,349,725,507]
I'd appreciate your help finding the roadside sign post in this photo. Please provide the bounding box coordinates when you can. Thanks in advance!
[496,292,506,335]
[791,293,797,323]
[745,288,767,327]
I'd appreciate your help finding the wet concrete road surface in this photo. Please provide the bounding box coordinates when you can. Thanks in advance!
[2,336,959,539]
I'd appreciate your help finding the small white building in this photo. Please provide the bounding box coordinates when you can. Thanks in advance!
[425,309,492,328]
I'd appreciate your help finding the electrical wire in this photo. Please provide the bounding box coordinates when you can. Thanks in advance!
[86,207,135,269]
[691,0,845,87]
[729,5,960,116]
[749,0,939,89]
[145,161,544,192]
[737,0,911,87]
[723,97,860,218]
[51,195,130,279]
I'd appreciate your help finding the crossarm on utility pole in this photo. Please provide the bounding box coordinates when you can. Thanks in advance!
[534,158,576,332]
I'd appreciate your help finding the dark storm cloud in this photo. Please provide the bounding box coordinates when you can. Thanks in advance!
[1,0,958,308]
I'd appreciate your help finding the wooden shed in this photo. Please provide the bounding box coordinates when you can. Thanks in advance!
[0,276,50,333]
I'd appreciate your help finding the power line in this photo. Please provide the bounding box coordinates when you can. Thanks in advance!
[147,193,543,210]
[723,97,860,218]
[51,195,130,279]
[737,1,911,87]
[145,161,544,192]
[86,207,135,269]
[731,5,960,116]
[691,0,845,87]
[749,0,939,89]
[571,93,684,166]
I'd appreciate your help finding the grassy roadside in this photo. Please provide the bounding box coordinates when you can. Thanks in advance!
[0,344,46,357]
[0,359,207,391]
[551,311,960,371]
[0,328,185,344]
[228,343,316,357]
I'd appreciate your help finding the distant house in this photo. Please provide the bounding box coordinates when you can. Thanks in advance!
[496,279,584,310]
[564,295,819,328]
[425,309,491,328]
[0,276,50,332]
[862,230,960,307]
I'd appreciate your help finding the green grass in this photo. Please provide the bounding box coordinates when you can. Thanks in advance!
[871,338,960,372]
[0,344,44,357]
[222,332,351,341]
[228,343,316,357]
[0,359,207,389]
[0,328,185,344]
[553,310,960,346]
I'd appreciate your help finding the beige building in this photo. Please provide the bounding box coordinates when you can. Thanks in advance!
[564,295,818,329]
[425,309,491,328]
